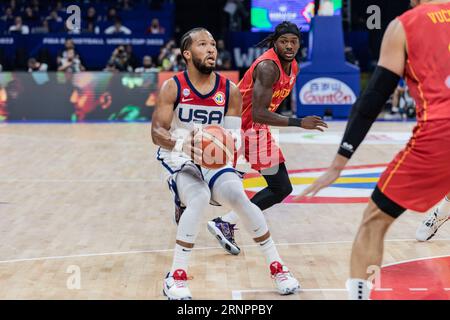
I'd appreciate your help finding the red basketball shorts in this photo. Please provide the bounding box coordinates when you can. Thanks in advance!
[377,119,450,213]
[243,126,285,172]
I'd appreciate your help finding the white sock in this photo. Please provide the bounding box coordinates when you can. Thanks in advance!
[221,210,239,224]
[170,244,192,275]
[170,167,210,276]
[259,237,283,266]
[436,196,450,217]
[346,278,371,300]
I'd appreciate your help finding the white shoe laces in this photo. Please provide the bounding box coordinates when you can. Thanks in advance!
[424,209,449,228]
[424,211,438,228]
[174,279,187,288]
[272,270,290,282]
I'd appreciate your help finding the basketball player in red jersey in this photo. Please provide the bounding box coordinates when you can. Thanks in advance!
[152,27,299,300]
[208,22,328,255]
[297,0,450,299]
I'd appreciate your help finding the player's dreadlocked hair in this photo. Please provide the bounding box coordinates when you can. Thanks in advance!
[180,27,209,62]
[256,21,301,48]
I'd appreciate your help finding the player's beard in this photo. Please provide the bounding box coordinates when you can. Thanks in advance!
[193,56,215,74]
[274,47,296,63]
[279,54,295,63]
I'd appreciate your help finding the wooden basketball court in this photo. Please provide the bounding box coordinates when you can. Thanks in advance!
[0,121,449,299]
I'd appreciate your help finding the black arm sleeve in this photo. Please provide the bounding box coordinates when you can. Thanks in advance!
[338,66,401,158]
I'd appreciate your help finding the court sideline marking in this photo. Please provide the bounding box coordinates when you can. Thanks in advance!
[0,238,449,265]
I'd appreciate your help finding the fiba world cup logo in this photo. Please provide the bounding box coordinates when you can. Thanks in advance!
[213,92,225,106]
[66,5,81,32]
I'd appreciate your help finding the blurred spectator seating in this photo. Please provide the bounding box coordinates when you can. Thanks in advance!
[0,0,173,35]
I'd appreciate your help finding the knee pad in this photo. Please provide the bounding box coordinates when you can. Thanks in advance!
[280,182,293,198]
[270,181,293,201]
[263,163,293,201]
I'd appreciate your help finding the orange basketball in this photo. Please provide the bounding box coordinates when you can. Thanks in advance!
[197,125,235,169]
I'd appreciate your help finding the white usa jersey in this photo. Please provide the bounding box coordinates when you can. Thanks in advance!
[159,71,231,156]
[156,71,237,206]
[157,71,232,177]
[170,70,230,135]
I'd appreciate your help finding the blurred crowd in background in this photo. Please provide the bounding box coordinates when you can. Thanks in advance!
[19,35,234,73]
[0,0,169,35]
[0,0,242,73]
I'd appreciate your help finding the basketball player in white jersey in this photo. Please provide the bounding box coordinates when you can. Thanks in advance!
[151,27,299,300]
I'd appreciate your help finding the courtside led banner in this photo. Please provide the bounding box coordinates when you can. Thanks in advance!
[0,72,158,122]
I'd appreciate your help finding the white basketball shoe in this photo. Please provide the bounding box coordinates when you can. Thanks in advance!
[270,261,300,295]
[416,208,449,242]
[163,269,192,300]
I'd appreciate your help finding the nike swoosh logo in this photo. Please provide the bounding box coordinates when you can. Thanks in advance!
[181,98,194,103]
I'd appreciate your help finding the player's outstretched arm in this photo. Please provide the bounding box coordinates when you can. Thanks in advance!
[151,78,201,161]
[252,60,327,131]
[294,19,407,199]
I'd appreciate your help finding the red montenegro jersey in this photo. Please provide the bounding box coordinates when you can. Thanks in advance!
[239,48,299,131]
[398,2,450,122]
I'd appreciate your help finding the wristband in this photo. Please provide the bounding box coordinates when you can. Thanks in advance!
[224,116,242,151]
[288,117,303,127]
